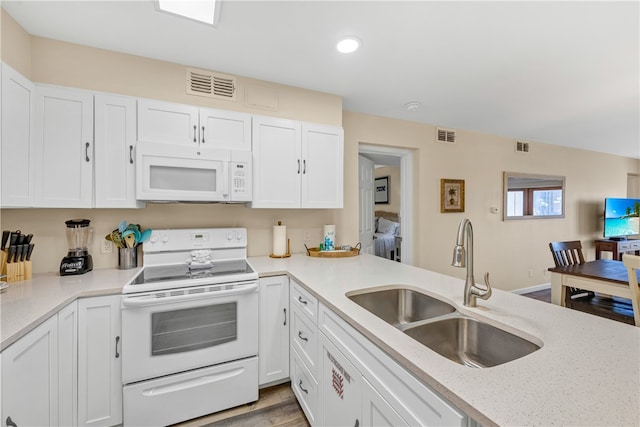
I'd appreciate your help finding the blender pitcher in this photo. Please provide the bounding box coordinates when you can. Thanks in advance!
[60,219,94,275]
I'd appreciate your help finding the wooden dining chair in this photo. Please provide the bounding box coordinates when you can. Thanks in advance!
[622,254,640,326]
[549,240,595,305]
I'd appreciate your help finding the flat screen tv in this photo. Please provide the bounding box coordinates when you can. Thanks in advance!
[603,197,640,239]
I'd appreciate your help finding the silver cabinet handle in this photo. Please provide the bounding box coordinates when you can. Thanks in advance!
[129,145,134,164]
[297,159,301,174]
[85,142,90,162]
[201,126,205,143]
[298,380,308,394]
[303,159,306,174]
[297,331,308,342]
[193,125,197,143]
[297,296,307,305]
[283,308,287,326]
[115,336,120,358]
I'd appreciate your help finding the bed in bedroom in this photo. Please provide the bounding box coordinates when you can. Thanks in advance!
[374,211,401,260]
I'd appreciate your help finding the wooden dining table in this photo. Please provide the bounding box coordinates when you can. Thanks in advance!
[548,259,640,326]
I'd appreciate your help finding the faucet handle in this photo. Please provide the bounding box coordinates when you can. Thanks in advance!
[482,272,493,299]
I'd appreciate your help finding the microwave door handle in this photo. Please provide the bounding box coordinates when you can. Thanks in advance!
[222,162,229,197]
[121,281,259,307]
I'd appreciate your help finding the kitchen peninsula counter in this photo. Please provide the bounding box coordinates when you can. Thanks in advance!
[248,254,640,427]
[2,255,639,426]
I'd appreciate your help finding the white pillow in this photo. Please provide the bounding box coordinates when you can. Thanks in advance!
[377,217,399,235]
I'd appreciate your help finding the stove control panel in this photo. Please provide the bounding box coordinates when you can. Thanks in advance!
[143,228,247,253]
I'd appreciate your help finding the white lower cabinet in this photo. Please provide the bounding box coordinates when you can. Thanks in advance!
[1,315,59,427]
[58,301,79,427]
[259,275,290,385]
[78,295,122,427]
[361,377,408,427]
[291,347,319,425]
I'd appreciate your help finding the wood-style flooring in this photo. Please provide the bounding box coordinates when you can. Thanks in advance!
[174,287,634,427]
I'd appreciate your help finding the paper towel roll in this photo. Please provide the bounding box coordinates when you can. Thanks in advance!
[323,225,336,251]
[273,225,287,256]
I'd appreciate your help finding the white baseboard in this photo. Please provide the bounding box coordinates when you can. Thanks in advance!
[511,283,551,295]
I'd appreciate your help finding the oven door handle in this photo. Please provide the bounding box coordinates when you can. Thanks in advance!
[121,281,258,307]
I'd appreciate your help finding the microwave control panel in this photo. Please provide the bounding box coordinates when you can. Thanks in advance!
[230,162,251,201]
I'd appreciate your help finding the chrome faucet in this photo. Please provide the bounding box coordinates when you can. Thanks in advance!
[451,219,492,307]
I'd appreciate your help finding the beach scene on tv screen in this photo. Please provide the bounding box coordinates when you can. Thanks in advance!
[605,198,640,236]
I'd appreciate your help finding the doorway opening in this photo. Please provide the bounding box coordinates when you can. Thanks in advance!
[358,144,414,265]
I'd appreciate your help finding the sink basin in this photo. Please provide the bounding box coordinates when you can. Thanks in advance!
[347,288,456,327]
[404,317,541,368]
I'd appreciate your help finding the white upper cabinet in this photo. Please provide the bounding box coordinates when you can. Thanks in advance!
[94,94,144,208]
[33,85,93,207]
[137,98,251,150]
[301,123,344,209]
[251,116,344,208]
[1,63,35,207]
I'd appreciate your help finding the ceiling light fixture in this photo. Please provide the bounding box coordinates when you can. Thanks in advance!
[337,36,361,54]
[404,102,421,112]
[156,0,220,26]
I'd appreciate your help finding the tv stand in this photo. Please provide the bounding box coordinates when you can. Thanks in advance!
[595,238,640,260]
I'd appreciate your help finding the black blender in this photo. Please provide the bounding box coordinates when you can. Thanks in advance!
[60,219,94,275]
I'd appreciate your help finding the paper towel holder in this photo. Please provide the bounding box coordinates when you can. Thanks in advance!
[269,239,291,258]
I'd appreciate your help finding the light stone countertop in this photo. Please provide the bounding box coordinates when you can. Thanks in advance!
[248,254,640,427]
[0,267,141,351]
[2,255,639,426]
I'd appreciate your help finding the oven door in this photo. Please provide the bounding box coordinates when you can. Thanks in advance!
[121,280,258,384]
[136,141,230,202]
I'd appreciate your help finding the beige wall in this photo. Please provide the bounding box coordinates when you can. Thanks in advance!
[2,9,639,290]
[338,111,640,290]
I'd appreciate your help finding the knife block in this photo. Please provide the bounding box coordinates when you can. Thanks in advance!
[4,260,32,283]
[1,249,6,277]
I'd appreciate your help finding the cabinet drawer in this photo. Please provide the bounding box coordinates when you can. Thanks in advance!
[629,241,640,250]
[619,242,631,251]
[291,348,318,426]
[291,306,318,376]
[291,280,318,323]
[598,241,615,251]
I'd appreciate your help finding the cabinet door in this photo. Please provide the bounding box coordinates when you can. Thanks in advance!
[361,377,409,427]
[251,116,302,208]
[199,108,251,150]
[58,301,78,427]
[258,276,290,385]
[78,295,122,427]
[301,123,344,208]
[319,333,362,427]
[1,316,58,427]
[94,94,144,208]
[33,85,93,207]
[1,63,34,207]
[137,99,198,145]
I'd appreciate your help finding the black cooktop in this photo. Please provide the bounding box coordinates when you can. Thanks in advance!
[132,259,254,285]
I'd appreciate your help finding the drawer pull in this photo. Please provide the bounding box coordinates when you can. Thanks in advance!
[298,296,308,305]
[298,331,308,342]
[283,308,287,326]
[298,380,308,394]
[193,125,197,142]
[115,336,120,358]
[129,145,134,164]
[202,126,205,143]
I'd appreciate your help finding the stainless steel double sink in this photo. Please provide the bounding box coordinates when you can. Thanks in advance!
[347,287,541,368]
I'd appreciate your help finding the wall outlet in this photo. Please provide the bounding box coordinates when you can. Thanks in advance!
[101,239,113,254]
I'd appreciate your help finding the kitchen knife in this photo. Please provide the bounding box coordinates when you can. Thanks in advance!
[20,244,28,262]
[24,234,33,244]
[26,244,35,261]
[14,245,23,263]
[16,234,26,245]
[1,231,9,250]
[9,231,19,247]
[7,246,16,263]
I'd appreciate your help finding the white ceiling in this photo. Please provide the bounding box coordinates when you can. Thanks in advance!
[3,1,639,159]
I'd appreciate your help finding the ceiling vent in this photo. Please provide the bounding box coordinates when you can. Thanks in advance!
[516,141,530,153]
[186,67,237,101]
[436,128,456,144]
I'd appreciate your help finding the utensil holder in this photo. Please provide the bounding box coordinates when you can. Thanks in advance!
[118,247,138,270]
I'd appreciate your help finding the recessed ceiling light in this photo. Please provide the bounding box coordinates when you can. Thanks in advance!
[404,102,421,112]
[156,0,219,26]
[337,36,361,54]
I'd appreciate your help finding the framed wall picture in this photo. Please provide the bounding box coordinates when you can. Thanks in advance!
[374,176,389,204]
[440,179,465,212]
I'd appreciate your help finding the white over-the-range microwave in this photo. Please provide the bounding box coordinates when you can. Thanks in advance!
[136,141,252,202]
